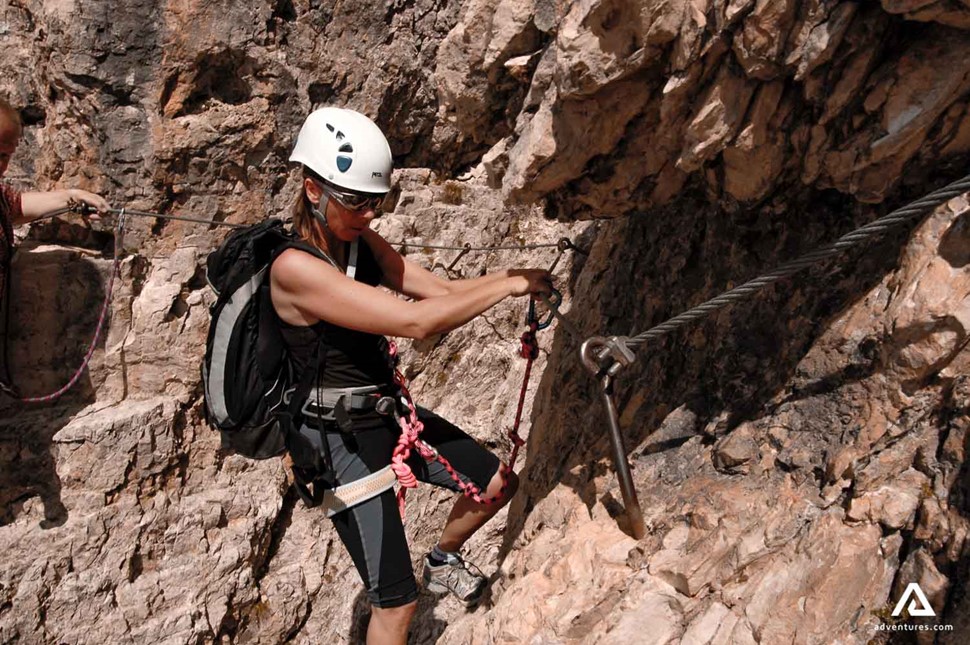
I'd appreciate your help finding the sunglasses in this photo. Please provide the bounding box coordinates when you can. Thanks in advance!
[318,182,385,213]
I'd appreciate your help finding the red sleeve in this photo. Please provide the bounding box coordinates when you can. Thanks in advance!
[1,183,21,260]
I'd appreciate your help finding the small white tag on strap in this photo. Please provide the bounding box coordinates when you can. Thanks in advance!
[346,239,359,280]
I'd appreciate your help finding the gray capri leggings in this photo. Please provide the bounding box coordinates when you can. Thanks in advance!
[307,406,501,608]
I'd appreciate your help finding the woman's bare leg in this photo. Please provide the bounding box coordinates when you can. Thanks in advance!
[437,467,519,552]
[368,600,417,645]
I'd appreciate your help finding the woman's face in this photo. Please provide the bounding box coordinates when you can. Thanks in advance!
[305,178,380,242]
[325,195,378,241]
[0,119,20,179]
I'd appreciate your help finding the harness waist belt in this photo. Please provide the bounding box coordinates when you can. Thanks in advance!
[301,385,384,416]
[322,465,397,517]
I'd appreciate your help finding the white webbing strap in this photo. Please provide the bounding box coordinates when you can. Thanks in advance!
[346,239,359,280]
[322,465,397,517]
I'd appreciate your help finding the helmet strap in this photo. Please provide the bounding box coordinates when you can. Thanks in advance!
[309,194,331,231]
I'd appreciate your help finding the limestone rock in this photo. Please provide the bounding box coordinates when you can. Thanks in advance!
[2,1,970,643]
[881,0,970,28]
[712,422,759,474]
[847,468,929,530]
[677,64,757,173]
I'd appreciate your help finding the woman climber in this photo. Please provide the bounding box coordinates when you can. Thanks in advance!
[0,96,110,240]
[269,107,552,644]
[0,96,110,290]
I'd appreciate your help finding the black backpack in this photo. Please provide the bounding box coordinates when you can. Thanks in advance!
[202,219,330,459]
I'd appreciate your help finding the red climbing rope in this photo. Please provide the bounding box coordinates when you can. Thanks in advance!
[2,209,128,403]
[508,320,538,469]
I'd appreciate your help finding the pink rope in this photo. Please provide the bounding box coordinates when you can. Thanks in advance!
[14,210,127,403]
[388,341,433,517]
[387,317,540,519]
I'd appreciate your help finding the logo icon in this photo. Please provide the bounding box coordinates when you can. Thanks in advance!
[372,171,383,178]
[892,582,935,617]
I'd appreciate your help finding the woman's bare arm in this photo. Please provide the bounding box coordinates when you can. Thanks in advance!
[363,229,529,300]
[271,247,551,340]
[17,189,109,225]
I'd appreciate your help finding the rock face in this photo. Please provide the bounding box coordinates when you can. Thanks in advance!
[1,1,970,643]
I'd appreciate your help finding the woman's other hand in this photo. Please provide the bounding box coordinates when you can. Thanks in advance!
[507,269,553,297]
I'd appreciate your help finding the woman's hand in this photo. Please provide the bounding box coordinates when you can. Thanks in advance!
[68,189,110,222]
[507,269,554,297]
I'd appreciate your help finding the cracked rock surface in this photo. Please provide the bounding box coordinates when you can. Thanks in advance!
[2,0,970,643]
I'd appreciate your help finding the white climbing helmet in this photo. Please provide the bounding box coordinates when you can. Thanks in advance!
[289,107,393,194]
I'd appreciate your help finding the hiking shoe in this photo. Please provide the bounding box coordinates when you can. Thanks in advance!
[422,552,487,607]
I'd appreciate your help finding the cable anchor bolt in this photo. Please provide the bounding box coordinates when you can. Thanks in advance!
[580,335,636,378]
[445,243,472,272]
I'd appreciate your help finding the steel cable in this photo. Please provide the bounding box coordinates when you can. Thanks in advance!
[393,241,562,251]
[36,205,586,253]
[624,174,970,350]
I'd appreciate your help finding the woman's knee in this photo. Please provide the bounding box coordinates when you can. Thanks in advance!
[487,467,519,503]
[505,469,520,499]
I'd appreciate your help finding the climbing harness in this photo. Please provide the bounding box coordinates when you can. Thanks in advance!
[318,466,399,517]
[2,208,128,402]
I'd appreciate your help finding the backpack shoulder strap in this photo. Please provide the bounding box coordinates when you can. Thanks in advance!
[274,238,339,270]
[274,236,365,281]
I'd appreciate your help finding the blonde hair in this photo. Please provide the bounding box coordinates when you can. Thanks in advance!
[0,97,22,136]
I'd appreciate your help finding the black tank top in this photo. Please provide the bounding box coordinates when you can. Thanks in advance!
[274,238,395,389]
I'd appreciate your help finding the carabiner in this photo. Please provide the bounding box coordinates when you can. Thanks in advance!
[527,288,562,331]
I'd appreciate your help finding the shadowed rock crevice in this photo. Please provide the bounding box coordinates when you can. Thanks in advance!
[3,1,970,643]
[166,50,256,118]
[493,174,969,640]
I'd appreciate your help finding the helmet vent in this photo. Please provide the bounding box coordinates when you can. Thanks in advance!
[325,122,347,140]
[339,143,353,153]
[336,156,353,172]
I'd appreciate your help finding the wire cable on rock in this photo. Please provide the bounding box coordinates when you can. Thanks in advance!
[33,205,248,229]
[37,205,592,257]
[574,172,970,542]
[622,173,970,351]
